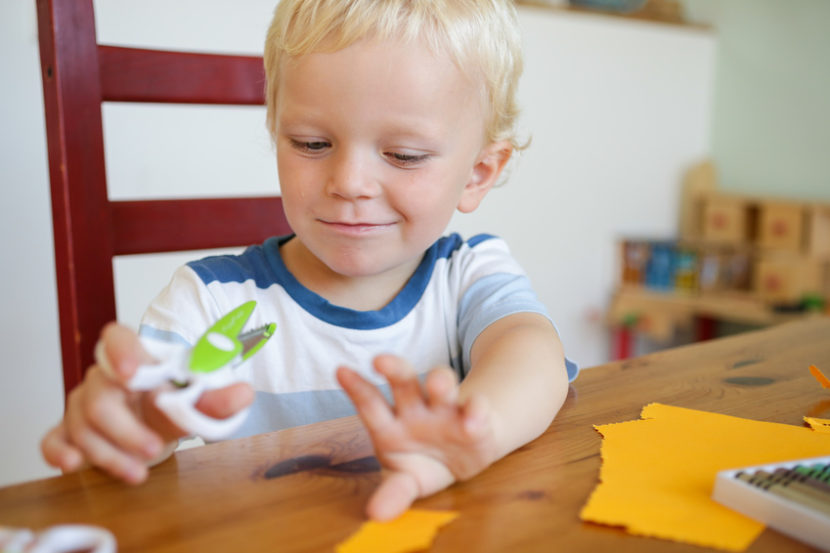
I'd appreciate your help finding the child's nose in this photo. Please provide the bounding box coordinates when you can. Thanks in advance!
[326,150,380,200]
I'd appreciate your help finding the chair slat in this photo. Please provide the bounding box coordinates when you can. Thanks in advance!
[111,197,291,255]
[98,46,266,104]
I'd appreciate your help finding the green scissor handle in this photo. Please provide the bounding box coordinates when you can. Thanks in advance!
[189,301,256,373]
[129,300,276,440]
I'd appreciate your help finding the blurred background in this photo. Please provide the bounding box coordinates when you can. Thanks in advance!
[2,0,828,487]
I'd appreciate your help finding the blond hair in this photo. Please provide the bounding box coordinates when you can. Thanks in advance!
[264,0,525,149]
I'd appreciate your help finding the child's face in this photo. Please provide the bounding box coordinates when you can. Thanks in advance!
[274,37,498,281]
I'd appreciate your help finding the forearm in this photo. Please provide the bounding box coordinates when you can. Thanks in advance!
[460,312,569,459]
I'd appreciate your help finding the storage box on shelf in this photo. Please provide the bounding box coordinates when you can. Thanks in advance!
[806,206,830,258]
[757,201,804,252]
[754,252,825,305]
[701,195,754,246]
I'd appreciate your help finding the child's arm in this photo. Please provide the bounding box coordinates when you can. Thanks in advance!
[40,323,254,483]
[337,311,568,520]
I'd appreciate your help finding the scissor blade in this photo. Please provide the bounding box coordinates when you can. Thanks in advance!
[238,323,277,360]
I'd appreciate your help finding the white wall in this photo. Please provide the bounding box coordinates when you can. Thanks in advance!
[0,1,65,489]
[452,8,714,372]
[0,2,714,487]
[684,0,830,201]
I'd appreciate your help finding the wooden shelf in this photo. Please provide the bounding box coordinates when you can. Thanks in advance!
[608,285,810,342]
[515,0,710,30]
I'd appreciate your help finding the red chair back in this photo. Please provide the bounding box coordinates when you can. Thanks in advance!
[36,0,290,399]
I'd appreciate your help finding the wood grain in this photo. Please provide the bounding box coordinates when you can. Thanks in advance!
[3,317,829,552]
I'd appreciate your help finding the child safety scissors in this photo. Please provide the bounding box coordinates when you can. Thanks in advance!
[97,301,275,441]
[0,524,115,553]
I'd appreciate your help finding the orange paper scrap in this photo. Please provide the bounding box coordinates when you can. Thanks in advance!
[335,509,459,553]
[810,364,830,389]
[804,416,830,433]
[580,403,830,552]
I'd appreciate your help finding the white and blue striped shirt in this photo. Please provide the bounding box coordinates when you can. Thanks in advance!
[140,233,577,439]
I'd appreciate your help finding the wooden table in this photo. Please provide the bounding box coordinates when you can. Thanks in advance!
[3,317,830,552]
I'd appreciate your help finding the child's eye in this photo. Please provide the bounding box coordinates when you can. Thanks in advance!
[290,139,331,153]
[385,151,430,167]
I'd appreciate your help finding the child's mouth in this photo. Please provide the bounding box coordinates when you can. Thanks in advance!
[320,220,395,234]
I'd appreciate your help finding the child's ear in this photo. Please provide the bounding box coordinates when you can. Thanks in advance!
[457,140,513,213]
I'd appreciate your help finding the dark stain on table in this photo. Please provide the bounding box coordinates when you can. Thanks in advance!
[517,489,548,501]
[723,376,775,387]
[263,454,380,479]
[731,358,763,369]
[328,456,381,474]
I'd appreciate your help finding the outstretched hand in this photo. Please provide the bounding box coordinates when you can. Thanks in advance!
[337,354,498,521]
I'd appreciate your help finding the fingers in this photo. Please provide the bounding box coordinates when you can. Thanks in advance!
[63,420,149,484]
[61,367,164,483]
[373,355,424,413]
[194,382,255,419]
[40,423,84,473]
[340,356,462,425]
[78,367,165,454]
[374,355,460,410]
[366,471,420,521]
[424,367,458,407]
[96,322,155,382]
[337,366,396,433]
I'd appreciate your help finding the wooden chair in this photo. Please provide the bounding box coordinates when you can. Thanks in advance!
[36,0,291,400]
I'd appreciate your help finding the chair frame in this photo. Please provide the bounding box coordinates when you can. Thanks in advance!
[36,0,290,400]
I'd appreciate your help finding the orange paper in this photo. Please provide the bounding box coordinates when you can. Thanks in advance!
[335,509,459,553]
[580,403,830,552]
[804,416,830,433]
[810,364,830,389]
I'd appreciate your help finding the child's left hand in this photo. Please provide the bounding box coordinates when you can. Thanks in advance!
[337,354,498,521]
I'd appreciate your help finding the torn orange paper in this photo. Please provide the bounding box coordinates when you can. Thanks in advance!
[804,416,830,433]
[335,509,459,553]
[810,364,830,389]
[580,403,830,552]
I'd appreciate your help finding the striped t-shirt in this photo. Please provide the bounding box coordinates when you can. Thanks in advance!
[139,233,577,439]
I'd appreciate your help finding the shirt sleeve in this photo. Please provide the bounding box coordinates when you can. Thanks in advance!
[453,236,578,381]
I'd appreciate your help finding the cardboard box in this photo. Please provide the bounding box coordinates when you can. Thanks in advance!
[805,206,830,258]
[757,201,804,251]
[702,196,753,245]
[753,253,822,304]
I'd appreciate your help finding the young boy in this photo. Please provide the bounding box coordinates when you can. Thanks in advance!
[41,0,577,521]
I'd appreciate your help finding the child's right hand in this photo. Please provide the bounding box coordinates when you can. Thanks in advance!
[40,323,254,484]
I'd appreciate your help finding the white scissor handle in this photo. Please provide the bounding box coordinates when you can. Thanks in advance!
[0,525,116,553]
[95,338,188,389]
[97,337,251,440]
[154,378,250,441]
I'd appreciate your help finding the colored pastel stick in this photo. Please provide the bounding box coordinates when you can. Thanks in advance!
[738,472,830,517]
[761,468,830,499]
[754,470,830,503]
[788,466,830,493]
[713,456,830,551]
